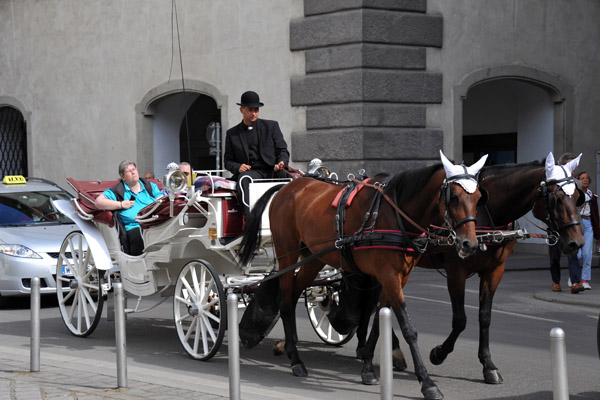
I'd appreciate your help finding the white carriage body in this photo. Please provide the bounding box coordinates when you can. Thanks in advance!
[56,172,287,297]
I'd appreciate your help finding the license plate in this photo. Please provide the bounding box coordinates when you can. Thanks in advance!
[62,265,73,276]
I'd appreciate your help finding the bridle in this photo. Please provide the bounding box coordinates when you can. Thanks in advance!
[439,168,480,233]
[538,174,584,236]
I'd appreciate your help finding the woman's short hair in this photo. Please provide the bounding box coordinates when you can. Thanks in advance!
[118,160,136,177]
[576,170,590,182]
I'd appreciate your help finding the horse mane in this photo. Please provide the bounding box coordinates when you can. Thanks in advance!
[478,160,543,182]
[383,163,443,204]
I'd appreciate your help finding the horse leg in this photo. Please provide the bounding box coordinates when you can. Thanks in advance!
[355,304,407,374]
[355,281,380,360]
[279,258,324,377]
[478,264,505,384]
[430,266,468,366]
[358,308,381,385]
[392,331,408,371]
[389,294,443,400]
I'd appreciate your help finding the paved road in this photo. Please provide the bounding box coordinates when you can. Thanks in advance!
[1,254,599,399]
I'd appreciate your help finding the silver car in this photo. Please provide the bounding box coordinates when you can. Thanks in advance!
[0,176,77,299]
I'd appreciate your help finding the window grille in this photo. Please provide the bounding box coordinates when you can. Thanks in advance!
[0,106,27,176]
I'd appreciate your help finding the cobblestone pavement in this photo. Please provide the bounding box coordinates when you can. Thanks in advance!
[0,346,228,400]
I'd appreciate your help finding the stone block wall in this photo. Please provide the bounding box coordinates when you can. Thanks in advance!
[290,0,443,175]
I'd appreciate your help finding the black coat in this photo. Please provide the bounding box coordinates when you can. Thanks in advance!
[224,119,290,176]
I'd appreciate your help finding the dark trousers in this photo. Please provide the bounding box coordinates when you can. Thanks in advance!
[548,244,581,284]
[126,227,145,256]
[236,168,287,220]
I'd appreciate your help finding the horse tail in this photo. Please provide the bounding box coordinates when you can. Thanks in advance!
[238,184,285,266]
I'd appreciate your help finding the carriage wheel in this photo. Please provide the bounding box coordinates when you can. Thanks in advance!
[173,260,226,361]
[55,231,104,337]
[305,286,355,346]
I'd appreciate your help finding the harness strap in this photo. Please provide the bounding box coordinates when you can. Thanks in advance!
[254,244,339,285]
[351,178,448,242]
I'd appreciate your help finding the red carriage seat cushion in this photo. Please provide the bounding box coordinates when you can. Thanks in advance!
[136,195,190,230]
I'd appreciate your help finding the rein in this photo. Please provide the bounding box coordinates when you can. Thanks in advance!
[349,177,450,243]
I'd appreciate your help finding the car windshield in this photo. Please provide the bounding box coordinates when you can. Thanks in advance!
[0,191,73,226]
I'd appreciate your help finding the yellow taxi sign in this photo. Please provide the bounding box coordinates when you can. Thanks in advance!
[2,175,26,184]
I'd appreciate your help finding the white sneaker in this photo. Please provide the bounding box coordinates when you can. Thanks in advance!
[568,278,572,287]
[582,282,592,290]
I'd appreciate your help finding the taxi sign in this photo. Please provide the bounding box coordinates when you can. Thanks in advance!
[2,175,26,184]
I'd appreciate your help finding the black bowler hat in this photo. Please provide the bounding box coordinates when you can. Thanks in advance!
[236,91,264,107]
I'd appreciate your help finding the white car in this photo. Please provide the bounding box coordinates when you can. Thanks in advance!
[0,175,77,301]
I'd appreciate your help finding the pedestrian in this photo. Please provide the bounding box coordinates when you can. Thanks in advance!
[575,170,600,290]
[224,90,289,220]
[548,152,585,293]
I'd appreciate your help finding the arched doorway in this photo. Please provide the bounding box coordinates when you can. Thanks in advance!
[452,65,574,163]
[0,106,27,176]
[136,80,227,179]
[462,79,554,165]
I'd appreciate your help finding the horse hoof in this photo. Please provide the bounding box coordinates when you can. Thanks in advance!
[272,340,284,356]
[422,385,444,400]
[429,345,447,366]
[483,369,504,384]
[361,371,379,385]
[291,363,308,377]
[393,349,408,371]
[393,357,407,372]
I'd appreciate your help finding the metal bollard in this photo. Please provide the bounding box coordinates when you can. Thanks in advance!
[379,307,393,400]
[227,293,240,400]
[30,277,40,372]
[550,327,569,400]
[114,283,127,388]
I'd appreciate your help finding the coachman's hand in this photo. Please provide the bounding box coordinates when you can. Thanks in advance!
[239,164,251,173]
[274,161,286,172]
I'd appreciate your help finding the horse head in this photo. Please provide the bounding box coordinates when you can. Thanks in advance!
[532,152,585,255]
[440,150,488,259]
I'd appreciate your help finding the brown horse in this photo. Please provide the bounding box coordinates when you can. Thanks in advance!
[336,153,585,386]
[238,155,486,400]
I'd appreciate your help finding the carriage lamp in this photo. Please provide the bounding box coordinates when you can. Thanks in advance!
[307,158,331,178]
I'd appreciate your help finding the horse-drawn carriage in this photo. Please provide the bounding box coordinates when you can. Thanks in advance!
[52,151,586,400]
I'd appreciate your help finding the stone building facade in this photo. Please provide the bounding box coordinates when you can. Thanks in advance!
[1,0,599,192]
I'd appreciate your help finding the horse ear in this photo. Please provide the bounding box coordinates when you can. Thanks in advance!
[439,150,454,176]
[467,154,488,175]
[545,152,556,179]
[564,153,582,175]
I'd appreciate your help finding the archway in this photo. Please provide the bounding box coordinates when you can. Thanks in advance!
[462,79,554,165]
[136,80,227,178]
[452,65,574,162]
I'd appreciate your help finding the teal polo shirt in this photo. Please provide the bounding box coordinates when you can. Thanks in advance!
[102,180,162,231]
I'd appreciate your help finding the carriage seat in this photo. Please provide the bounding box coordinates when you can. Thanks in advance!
[194,175,236,196]
[136,195,191,230]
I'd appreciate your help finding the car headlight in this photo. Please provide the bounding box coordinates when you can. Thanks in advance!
[0,244,43,259]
